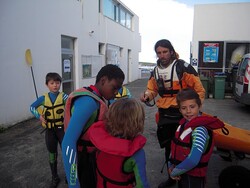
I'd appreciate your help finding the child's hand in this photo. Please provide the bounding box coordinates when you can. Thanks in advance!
[170,175,181,181]
[168,165,181,181]
[167,164,174,175]
[39,115,47,127]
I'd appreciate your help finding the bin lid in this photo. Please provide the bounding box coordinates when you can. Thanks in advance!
[214,75,227,78]
[214,72,226,76]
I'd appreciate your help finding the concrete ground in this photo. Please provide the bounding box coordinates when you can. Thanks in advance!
[0,78,250,188]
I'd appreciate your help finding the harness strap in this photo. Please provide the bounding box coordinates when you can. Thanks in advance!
[154,60,182,97]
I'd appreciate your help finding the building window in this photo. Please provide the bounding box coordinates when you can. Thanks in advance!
[103,0,133,30]
[81,55,101,78]
[99,43,105,55]
[103,0,115,20]
[115,4,119,22]
[126,12,132,29]
[120,8,126,26]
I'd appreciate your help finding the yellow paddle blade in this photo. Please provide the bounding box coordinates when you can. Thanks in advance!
[25,49,32,66]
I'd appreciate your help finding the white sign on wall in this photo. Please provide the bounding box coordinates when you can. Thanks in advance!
[63,59,71,73]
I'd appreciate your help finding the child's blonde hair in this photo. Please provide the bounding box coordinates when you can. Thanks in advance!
[106,98,145,140]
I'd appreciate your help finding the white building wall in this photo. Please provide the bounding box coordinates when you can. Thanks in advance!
[0,0,141,127]
[192,2,250,69]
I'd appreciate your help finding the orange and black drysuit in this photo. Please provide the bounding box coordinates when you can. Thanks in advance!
[145,59,205,161]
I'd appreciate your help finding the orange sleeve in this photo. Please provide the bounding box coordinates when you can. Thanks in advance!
[182,72,206,103]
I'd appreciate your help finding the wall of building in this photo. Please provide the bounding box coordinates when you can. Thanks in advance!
[191,2,250,71]
[0,0,141,127]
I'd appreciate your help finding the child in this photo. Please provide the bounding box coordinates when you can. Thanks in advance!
[168,88,224,188]
[108,85,131,106]
[30,72,68,188]
[88,98,150,188]
[62,64,125,188]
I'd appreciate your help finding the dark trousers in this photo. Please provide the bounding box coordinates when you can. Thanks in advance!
[45,127,64,152]
[77,148,97,188]
[45,126,64,177]
[156,108,182,161]
[178,174,205,188]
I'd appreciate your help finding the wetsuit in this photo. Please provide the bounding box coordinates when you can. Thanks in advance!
[30,92,68,179]
[62,85,108,188]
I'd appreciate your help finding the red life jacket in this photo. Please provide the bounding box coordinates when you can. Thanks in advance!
[64,87,108,144]
[88,121,147,188]
[170,116,224,177]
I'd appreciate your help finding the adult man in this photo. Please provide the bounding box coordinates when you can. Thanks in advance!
[140,39,205,188]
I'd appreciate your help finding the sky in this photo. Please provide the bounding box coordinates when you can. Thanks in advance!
[120,0,250,63]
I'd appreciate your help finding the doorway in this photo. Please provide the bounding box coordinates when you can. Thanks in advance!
[61,36,75,95]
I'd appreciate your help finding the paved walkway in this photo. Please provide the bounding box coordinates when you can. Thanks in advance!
[0,78,250,188]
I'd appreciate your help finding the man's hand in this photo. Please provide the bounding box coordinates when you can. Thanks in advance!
[140,92,149,102]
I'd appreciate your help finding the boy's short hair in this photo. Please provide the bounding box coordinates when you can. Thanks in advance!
[106,98,145,140]
[45,72,62,85]
[96,64,125,83]
[176,88,201,107]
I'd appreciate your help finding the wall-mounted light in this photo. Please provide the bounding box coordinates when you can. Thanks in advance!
[89,30,94,36]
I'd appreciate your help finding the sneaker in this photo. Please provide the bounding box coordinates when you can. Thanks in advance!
[158,178,176,188]
[50,176,60,188]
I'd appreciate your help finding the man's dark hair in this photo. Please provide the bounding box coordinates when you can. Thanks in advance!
[45,72,62,85]
[154,39,175,52]
[96,64,125,83]
[176,88,201,107]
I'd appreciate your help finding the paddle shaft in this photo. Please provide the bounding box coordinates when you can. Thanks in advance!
[30,66,38,99]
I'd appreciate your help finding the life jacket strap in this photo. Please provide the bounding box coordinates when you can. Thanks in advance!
[77,139,95,147]
[46,116,64,124]
[172,137,191,148]
[97,165,135,186]
[154,60,182,97]
[44,103,64,109]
